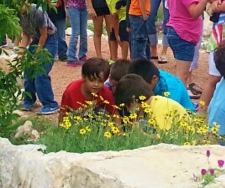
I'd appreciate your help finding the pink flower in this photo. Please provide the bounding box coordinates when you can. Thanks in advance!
[218,160,224,168]
[206,150,210,157]
[209,169,215,175]
[201,169,207,175]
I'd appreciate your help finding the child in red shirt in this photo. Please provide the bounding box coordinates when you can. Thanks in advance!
[59,57,119,123]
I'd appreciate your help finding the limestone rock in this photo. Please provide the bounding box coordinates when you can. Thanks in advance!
[0,137,225,188]
[66,27,93,37]
[14,120,33,139]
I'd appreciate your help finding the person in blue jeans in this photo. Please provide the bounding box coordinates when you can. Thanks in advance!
[19,3,59,115]
[66,0,88,67]
[148,0,169,64]
[47,0,68,61]
[128,59,195,112]
[126,0,151,60]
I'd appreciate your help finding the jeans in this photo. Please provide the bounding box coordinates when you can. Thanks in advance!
[67,7,87,61]
[129,15,150,60]
[53,19,68,59]
[23,34,58,108]
[147,0,169,47]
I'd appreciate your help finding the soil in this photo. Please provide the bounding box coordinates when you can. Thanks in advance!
[19,36,209,123]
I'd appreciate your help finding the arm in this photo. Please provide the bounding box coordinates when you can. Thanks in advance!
[139,0,147,20]
[86,0,97,17]
[38,27,48,48]
[211,1,225,12]
[19,30,31,52]
[187,0,208,19]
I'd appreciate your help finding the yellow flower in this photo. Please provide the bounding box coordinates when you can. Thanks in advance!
[141,102,150,108]
[108,122,114,127]
[74,116,82,121]
[91,93,98,97]
[122,116,130,124]
[199,100,205,106]
[129,113,137,119]
[85,100,94,106]
[122,133,127,136]
[144,108,152,114]
[148,118,155,125]
[139,95,146,101]
[112,105,120,110]
[180,121,187,127]
[211,127,218,134]
[104,131,112,138]
[204,140,211,145]
[163,92,170,97]
[113,114,120,119]
[88,114,94,119]
[111,126,120,134]
[187,126,195,132]
[213,122,220,128]
[184,142,191,146]
[79,128,86,135]
[100,95,104,101]
[119,103,125,107]
[85,126,91,132]
[103,100,109,104]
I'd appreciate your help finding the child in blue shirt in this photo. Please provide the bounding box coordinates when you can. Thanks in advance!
[128,59,195,111]
[208,42,225,136]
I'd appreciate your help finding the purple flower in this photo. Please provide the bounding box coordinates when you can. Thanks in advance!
[206,150,210,157]
[209,169,215,175]
[218,160,224,168]
[201,169,207,175]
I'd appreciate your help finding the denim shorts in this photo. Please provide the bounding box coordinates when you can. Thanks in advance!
[110,20,129,42]
[167,27,195,61]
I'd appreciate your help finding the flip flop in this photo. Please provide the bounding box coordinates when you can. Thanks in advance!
[151,56,158,60]
[189,83,203,95]
[158,56,168,64]
[187,88,201,99]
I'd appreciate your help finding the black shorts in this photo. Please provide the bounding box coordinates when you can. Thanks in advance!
[93,6,110,17]
[110,20,129,42]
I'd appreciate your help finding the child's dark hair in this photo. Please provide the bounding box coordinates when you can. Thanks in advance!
[115,74,153,107]
[110,59,130,81]
[214,42,225,78]
[115,0,126,10]
[82,58,110,80]
[128,59,159,84]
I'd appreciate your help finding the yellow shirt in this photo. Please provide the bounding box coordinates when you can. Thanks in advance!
[106,0,126,22]
[149,96,190,130]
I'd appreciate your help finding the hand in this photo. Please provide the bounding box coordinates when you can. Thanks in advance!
[115,35,122,47]
[211,0,221,12]
[143,14,148,21]
[126,27,131,32]
[88,7,97,19]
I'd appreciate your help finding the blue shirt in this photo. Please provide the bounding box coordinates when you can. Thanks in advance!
[153,70,195,111]
[208,78,225,136]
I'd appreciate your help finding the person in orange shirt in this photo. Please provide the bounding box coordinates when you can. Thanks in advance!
[126,0,151,60]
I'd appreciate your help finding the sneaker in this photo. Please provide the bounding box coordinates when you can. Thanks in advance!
[59,55,67,62]
[108,60,115,66]
[21,103,40,111]
[67,60,84,67]
[79,55,87,62]
[37,106,59,115]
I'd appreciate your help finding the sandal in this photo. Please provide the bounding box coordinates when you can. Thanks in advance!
[151,56,158,60]
[187,89,201,99]
[189,83,203,95]
[158,56,168,64]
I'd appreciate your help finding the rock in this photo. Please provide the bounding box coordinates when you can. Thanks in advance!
[30,130,40,141]
[0,137,225,188]
[14,120,33,139]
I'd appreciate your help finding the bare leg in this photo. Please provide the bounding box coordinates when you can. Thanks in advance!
[104,15,113,59]
[199,75,221,113]
[175,59,192,86]
[93,16,104,57]
[151,44,158,57]
[110,40,118,61]
[121,41,129,59]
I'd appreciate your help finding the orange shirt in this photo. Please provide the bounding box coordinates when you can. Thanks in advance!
[129,0,151,16]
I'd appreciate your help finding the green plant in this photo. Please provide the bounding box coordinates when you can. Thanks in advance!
[193,150,225,187]
[0,0,53,127]
[38,95,221,153]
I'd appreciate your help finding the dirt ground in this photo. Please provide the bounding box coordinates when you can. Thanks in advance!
[18,36,209,123]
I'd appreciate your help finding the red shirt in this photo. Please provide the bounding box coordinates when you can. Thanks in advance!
[60,79,116,114]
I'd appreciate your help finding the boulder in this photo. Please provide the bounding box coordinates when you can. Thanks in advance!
[0,137,225,188]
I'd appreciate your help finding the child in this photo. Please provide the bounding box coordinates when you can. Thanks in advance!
[104,59,130,93]
[19,2,59,115]
[115,74,190,130]
[106,0,129,60]
[47,0,68,61]
[86,0,112,58]
[166,0,208,86]
[208,42,225,136]
[66,0,87,67]
[59,57,119,122]
[128,59,195,111]
[126,0,151,60]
